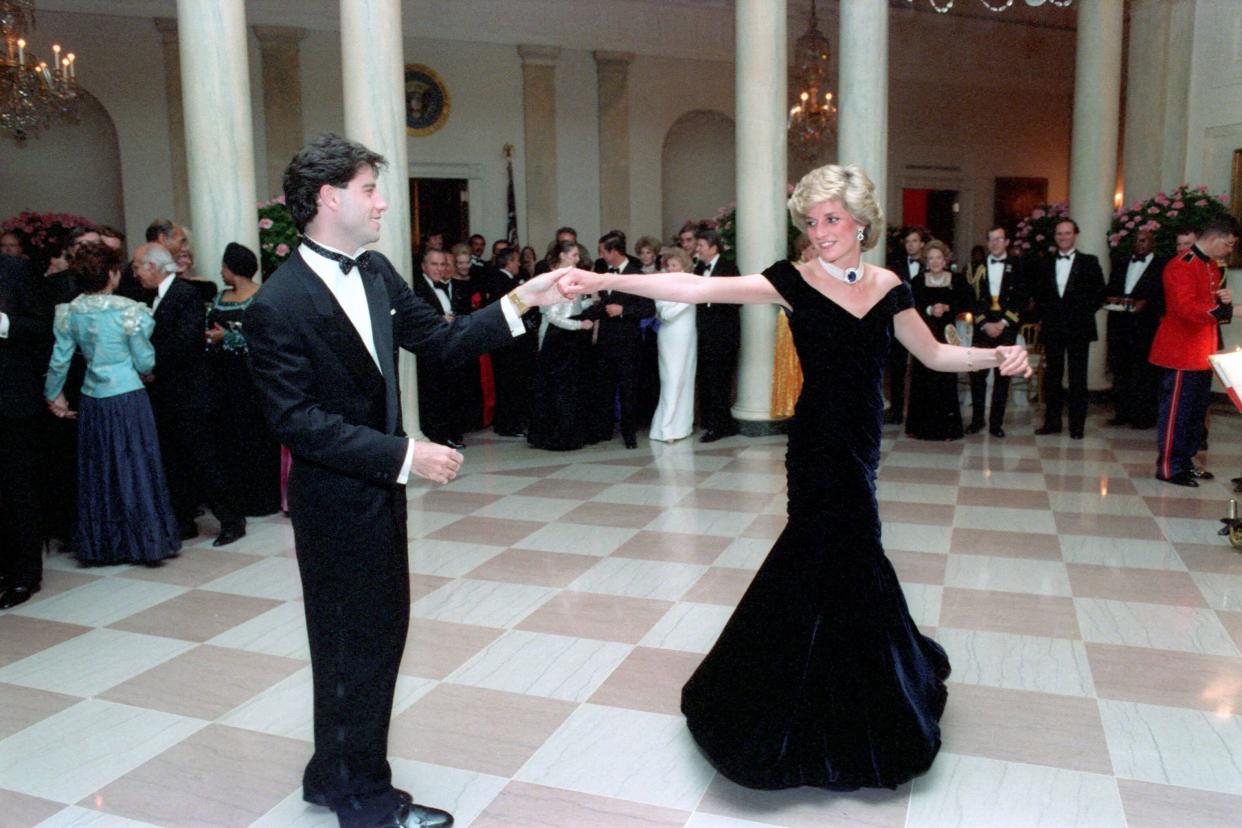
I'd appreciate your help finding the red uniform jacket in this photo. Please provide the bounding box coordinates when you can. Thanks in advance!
[1148,247,1225,371]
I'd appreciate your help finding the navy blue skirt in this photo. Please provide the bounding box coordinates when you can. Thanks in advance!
[76,389,181,564]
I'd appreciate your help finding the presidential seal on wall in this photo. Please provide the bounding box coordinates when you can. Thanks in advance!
[404,63,450,136]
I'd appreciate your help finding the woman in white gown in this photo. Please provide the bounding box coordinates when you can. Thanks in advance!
[649,246,698,442]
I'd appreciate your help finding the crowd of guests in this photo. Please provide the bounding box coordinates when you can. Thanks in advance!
[409,222,742,453]
[0,220,279,609]
[877,214,1240,489]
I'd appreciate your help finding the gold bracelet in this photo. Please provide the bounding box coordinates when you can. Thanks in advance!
[507,289,529,316]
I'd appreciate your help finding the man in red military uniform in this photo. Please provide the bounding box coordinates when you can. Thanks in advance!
[1148,216,1239,486]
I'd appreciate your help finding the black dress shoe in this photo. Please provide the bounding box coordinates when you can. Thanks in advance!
[988,426,1005,438]
[1070,430,1084,440]
[1191,467,1215,480]
[965,421,985,435]
[1158,472,1199,488]
[883,410,903,425]
[1034,425,1062,435]
[374,803,454,828]
[700,430,721,444]
[624,438,638,449]
[1107,417,1128,426]
[179,523,200,540]
[213,525,246,547]
[0,583,40,610]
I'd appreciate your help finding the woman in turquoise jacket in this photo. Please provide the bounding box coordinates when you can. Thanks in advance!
[46,243,181,565]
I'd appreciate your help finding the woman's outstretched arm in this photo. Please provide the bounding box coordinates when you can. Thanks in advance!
[893,308,1031,377]
[557,267,785,307]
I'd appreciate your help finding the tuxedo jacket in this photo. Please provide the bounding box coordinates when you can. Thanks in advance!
[968,257,1028,338]
[1031,252,1106,343]
[411,273,456,318]
[594,260,654,349]
[1107,253,1167,343]
[0,255,51,418]
[888,255,923,285]
[695,257,741,346]
[149,277,211,414]
[245,251,513,541]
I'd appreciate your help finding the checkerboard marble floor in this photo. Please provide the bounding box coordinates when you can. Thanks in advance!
[4,401,1242,827]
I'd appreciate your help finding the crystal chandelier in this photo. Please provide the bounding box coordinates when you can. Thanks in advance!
[909,0,1072,12]
[787,0,836,162]
[1,0,79,141]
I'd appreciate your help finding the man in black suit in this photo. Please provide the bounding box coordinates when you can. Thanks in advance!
[0,253,51,608]
[245,134,564,828]
[1033,218,1106,439]
[594,230,654,448]
[410,248,465,448]
[966,225,1027,437]
[693,225,741,442]
[481,246,538,436]
[1106,227,1165,429]
[133,243,246,545]
[884,226,928,424]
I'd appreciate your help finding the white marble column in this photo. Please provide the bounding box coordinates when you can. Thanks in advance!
[1160,0,1196,190]
[253,26,306,199]
[154,18,190,225]
[340,0,419,435]
[837,0,888,267]
[1069,0,1123,390]
[1122,0,1169,203]
[175,0,260,286]
[594,51,633,235]
[519,46,560,251]
[731,0,786,431]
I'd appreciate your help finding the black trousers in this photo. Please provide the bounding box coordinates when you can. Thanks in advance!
[153,401,244,531]
[968,327,1016,429]
[1042,337,1091,433]
[599,338,643,442]
[696,337,739,434]
[0,414,43,587]
[490,345,533,435]
[294,480,408,822]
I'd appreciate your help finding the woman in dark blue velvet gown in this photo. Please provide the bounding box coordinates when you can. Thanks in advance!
[560,164,1030,791]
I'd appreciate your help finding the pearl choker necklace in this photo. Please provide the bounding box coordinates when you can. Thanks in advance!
[818,257,863,285]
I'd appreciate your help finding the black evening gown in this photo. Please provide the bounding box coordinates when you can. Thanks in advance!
[528,324,591,451]
[206,295,282,516]
[681,261,950,791]
[906,274,970,441]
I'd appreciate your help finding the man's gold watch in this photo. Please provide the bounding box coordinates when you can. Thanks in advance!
[507,289,530,316]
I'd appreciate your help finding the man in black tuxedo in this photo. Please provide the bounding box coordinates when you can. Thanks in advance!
[1033,218,1106,439]
[1106,227,1166,429]
[133,243,246,545]
[245,134,563,828]
[0,253,51,608]
[884,226,928,424]
[594,230,653,448]
[481,246,538,436]
[410,248,465,448]
[966,225,1027,437]
[693,225,741,442]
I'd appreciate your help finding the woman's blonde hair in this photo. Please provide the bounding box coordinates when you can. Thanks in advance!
[635,235,661,255]
[787,163,885,253]
[923,239,952,266]
[659,246,693,273]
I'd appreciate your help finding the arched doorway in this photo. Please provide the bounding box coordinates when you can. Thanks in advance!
[0,90,124,230]
[661,110,736,239]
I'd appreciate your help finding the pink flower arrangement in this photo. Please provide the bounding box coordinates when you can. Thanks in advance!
[256,196,299,277]
[0,210,95,255]
[1108,183,1230,259]
[1012,201,1070,258]
[258,217,274,230]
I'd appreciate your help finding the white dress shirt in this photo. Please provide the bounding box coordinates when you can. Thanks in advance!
[1055,250,1075,298]
[1124,253,1152,295]
[0,312,9,338]
[907,258,920,280]
[422,273,453,314]
[986,256,1005,301]
[701,254,720,277]
[151,273,177,312]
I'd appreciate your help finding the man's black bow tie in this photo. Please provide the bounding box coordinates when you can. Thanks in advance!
[1058,253,1074,260]
[432,280,450,293]
[1131,254,1149,263]
[303,237,370,274]
[908,258,919,265]
[989,257,1004,264]
[608,267,620,274]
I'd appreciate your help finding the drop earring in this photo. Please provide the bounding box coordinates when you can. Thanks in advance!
[856,229,865,242]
